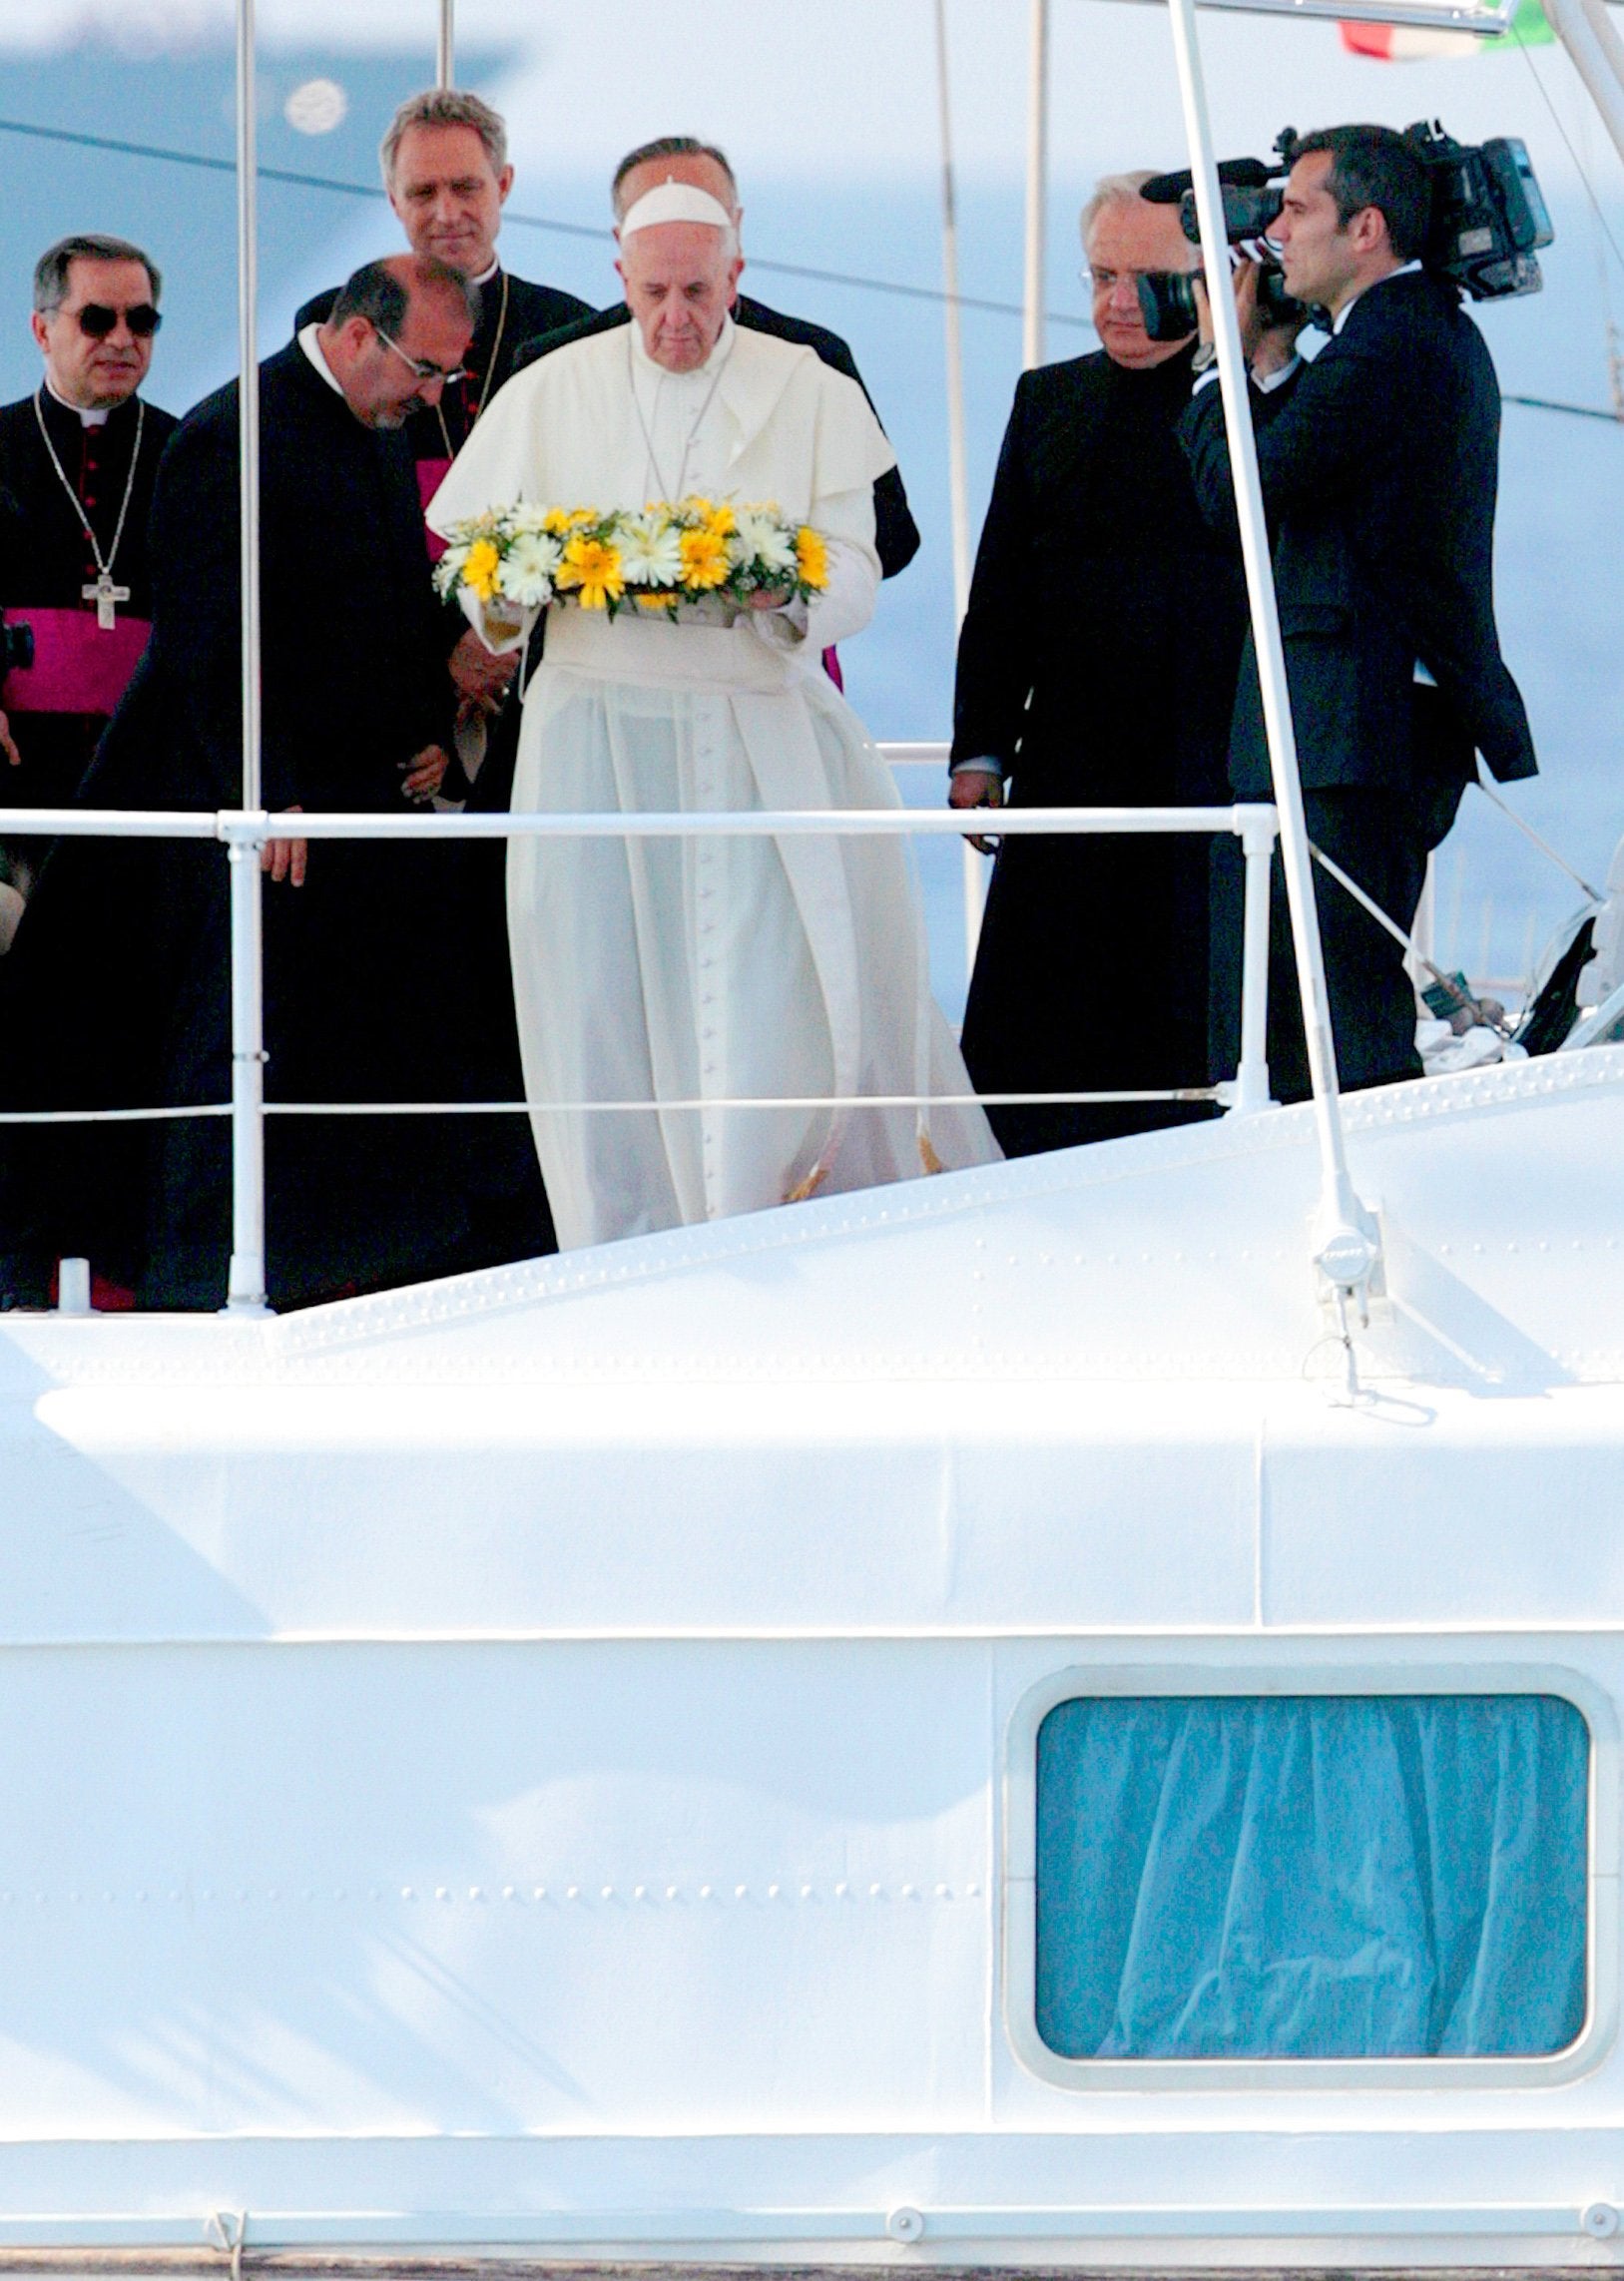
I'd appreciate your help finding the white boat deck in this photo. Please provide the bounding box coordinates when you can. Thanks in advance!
[1,1053,1622,2271]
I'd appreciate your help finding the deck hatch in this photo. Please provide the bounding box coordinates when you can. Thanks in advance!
[1033,1691,1587,2060]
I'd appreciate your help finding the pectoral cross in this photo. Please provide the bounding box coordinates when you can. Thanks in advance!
[83,572,130,631]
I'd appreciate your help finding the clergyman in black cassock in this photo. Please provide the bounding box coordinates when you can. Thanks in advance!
[0,260,506,1312]
[0,390,176,822]
[0,235,177,876]
[294,266,592,533]
[950,183,1253,1158]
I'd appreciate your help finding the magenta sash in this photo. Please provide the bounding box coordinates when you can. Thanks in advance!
[3,607,151,717]
[417,456,453,563]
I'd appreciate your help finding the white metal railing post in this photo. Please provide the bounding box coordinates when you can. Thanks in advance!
[226,0,270,1317]
[1229,803,1278,1116]
[436,0,455,87]
[225,826,269,1314]
[931,0,989,984]
[1022,0,1050,371]
[1164,0,1380,1307]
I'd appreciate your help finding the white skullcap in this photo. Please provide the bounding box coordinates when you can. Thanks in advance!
[620,180,735,237]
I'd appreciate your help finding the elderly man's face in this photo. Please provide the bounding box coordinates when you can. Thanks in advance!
[32,256,159,409]
[618,223,743,373]
[1088,198,1199,370]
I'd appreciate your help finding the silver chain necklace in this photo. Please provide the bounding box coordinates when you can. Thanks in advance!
[628,324,733,505]
[33,389,147,628]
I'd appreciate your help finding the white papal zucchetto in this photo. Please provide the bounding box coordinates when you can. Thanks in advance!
[619,181,736,237]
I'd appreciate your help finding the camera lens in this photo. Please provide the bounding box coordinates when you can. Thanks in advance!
[1135,272,1201,342]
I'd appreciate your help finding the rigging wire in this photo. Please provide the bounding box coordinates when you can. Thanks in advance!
[5,109,1619,416]
[1507,0,1624,411]
[0,113,1094,332]
[1503,387,1624,414]
[1509,8,1624,283]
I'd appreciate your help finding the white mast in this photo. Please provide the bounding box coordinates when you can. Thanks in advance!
[1543,0,1624,163]
[437,0,455,86]
[225,0,268,1316]
[1022,0,1049,370]
[1163,0,1381,1314]
[933,0,987,974]
[934,0,971,620]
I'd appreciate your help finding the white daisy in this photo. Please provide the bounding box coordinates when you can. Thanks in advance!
[497,530,562,608]
[619,511,685,589]
[432,542,470,598]
[732,507,798,579]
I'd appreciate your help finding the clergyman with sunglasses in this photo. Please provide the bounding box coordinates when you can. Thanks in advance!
[0,255,522,1313]
[0,233,177,898]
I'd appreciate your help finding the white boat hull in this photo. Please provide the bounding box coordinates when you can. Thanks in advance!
[4,1047,1623,2271]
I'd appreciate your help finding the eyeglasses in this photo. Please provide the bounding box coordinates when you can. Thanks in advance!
[64,302,163,339]
[374,325,468,385]
[1085,267,1169,292]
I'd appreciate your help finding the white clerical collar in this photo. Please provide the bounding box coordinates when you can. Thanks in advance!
[43,373,112,427]
[472,258,500,287]
[1332,259,1423,335]
[297,321,346,394]
[630,311,737,380]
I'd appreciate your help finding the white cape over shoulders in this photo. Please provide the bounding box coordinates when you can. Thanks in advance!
[429,320,1000,1251]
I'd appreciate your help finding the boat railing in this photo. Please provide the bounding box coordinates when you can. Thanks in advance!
[0,755,1281,1315]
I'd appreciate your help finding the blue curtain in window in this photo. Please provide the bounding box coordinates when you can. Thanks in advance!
[1035,1694,1587,2059]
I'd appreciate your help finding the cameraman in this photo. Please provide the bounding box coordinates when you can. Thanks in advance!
[1180,125,1536,1100]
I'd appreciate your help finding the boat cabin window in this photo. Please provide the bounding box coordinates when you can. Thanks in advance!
[1034,1692,1588,2060]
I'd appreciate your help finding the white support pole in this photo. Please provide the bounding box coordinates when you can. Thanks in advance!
[1022,0,1049,371]
[1409,853,1437,981]
[226,0,269,1318]
[235,2,261,819]
[932,0,988,979]
[1544,0,1624,166]
[436,0,455,88]
[1230,804,1277,1116]
[225,833,269,1315]
[1163,0,1379,1301]
[934,0,972,621]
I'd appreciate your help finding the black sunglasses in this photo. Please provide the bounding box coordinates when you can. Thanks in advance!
[70,302,163,340]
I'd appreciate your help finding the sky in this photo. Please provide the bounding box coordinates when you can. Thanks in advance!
[1,0,1622,1004]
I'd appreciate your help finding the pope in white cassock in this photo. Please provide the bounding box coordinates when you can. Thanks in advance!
[428,178,999,1251]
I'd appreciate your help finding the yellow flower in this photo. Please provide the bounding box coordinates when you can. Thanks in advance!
[795,525,828,591]
[463,537,501,602]
[555,534,625,611]
[704,503,737,538]
[543,505,595,534]
[634,589,676,611]
[679,525,732,592]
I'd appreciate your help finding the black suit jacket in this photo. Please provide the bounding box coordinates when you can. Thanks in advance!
[511,293,921,581]
[1179,271,1536,796]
